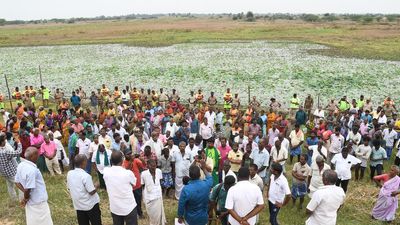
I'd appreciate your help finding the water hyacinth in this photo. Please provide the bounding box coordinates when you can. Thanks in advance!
[0,41,399,107]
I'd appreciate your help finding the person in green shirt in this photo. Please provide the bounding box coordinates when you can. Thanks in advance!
[356,95,365,110]
[205,139,221,187]
[209,175,236,225]
[68,128,79,170]
[338,96,350,112]
[290,93,300,119]
[41,86,51,108]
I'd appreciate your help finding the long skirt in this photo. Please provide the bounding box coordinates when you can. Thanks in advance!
[372,194,398,221]
[26,201,53,225]
[145,197,166,225]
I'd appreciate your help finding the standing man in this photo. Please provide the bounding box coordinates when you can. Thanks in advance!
[250,139,269,184]
[225,167,264,225]
[331,146,361,193]
[266,163,291,225]
[288,124,304,164]
[306,170,345,225]
[177,162,213,225]
[40,135,62,176]
[103,151,138,225]
[0,134,22,202]
[304,94,314,117]
[15,147,54,225]
[171,141,191,200]
[141,159,166,225]
[289,93,300,119]
[210,175,236,225]
[67,154,102,225]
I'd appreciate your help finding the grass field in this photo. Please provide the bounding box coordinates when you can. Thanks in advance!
[1,160,399,225]
[0,17,400,61]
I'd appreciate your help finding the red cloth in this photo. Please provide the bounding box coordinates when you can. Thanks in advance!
[122,159,145,190]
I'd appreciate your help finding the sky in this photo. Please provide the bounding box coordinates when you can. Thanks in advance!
[1,0,400,20]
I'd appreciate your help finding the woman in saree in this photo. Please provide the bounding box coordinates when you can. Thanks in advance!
[372,165,400,222]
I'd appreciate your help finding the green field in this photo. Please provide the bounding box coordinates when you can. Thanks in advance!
[0,17,399,60]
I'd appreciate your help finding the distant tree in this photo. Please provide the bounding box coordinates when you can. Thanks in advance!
[0,19,5,26]
[246,11,255,22]
[362,16,374,23]
[301,14,319,22]
[386,14,398,22]
[322,13,339,22]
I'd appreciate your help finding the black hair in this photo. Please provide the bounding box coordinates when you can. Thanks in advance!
[110,151,124,166]
[189,165,201,180]
[237,167,250,180]
[271,162,283,174]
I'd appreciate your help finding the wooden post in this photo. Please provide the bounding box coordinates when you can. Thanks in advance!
[248,85,251,105]
[39,65,43,87]
[317,94,320,109]
[4,74,13,110]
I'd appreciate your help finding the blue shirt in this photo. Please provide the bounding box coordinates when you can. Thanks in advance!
[70,95,81,107]
[306,137,319,146]
[178,175,213,225]
[190,119,199,134]
[15,160,48,205]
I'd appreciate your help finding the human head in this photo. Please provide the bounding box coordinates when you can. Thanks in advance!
[315,155,325,167]
[299,154,308,165]
[322,169,338,185]
[24,147,39,163]
[388,165,400,178]
[237,167,250,181]
[110,151,124,166]
[224,175,236,190]
[249,164,258,177]
[74,154,87,169]
[270,162,283,176]
[223,160,231,174]
[189,165,201,180]
[147,159,157,172]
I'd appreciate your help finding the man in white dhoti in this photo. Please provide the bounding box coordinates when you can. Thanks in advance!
[141,159,166,225]
[15,147,54,225]
[171,141,191,200]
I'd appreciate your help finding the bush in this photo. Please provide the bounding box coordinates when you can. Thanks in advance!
[301,14,320,22]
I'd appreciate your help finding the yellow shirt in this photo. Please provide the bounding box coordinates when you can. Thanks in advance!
[228,150,243,172]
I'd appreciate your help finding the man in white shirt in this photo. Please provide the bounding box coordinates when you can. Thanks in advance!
[221,161,237,183]
[307,156,331,198]
[331,146,361,193]
[250,139,270,184]
[273,133,290,153]
[266,163,291,225]
[76,132,92,173]
[143,131,164,157]
[307,141,328,166]
[306,170,346,225]
[328,127,345,164]
[249,164,264,191]
[171,142,192,200]
[288,124,304,164]
[15,147,54,225]
[67,154,101,225]
[103,151,138,225]
[225,167,264,225]
[383,124,398,159]
[271,140,288,173]
[204,108,216,129]
[141,159,166,225]
[91,144,111,189]
[185,138,199,162]
[200,118,214,148]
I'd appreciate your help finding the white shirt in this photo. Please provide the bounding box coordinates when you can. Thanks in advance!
[91,149,112,174]
[54,139,65,160]
[309,163,331,196]
[165,122,178,137]
[67,168,100,211]
[15,160,48,205]
[270,146,288,166]
[308,145,328,165]
[331,154,361,180]
[383,128,398,147]
[103,166,137,216]
[88,142,99,155]
[268,174,291,204]
[250,174,264,191]
[249,148,270,177]
[141,169,163,203]
[171,150,191,177]
[200,123,214,140]
[76,138,92,158]
[185,145,199,162]
[306,185,345,225]
[273,137,290,151]
[115,128,127,139]
[204,111,216,127]
[329,134,344,154]
[143,138,164,157]
[225,181,264,225]
[222,169,237,183]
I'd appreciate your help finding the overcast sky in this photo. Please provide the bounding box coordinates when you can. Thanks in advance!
[2,0,400,20]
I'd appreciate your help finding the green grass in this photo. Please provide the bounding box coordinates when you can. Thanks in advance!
[0,18,399,60]
[1,160,399,225]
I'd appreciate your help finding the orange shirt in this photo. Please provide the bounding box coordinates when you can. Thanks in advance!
[122,159,145,190]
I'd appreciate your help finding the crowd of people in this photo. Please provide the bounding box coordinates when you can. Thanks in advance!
[0,84,400,225]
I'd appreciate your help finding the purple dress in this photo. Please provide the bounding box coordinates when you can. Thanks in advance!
[372,175,400,221]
